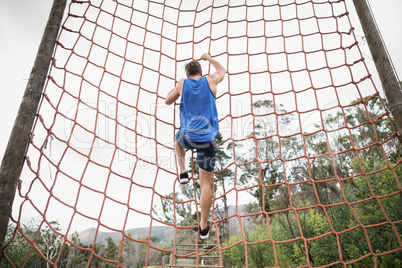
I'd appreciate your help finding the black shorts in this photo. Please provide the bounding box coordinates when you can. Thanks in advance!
[175,131,216,172]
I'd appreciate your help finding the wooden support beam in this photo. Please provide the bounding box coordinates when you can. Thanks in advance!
[353,0,402,134]
[0,0,66,253]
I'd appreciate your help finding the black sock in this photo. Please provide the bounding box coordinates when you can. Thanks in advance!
[180,172,188,179]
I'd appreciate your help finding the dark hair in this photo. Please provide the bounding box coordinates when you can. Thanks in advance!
[184,61,202,76]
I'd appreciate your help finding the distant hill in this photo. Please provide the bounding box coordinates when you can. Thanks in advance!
[76,225,175,245]
[75,204,249,245]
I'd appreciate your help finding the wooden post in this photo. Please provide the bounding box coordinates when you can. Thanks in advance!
[0,0,66,253]
[352,0,402,134]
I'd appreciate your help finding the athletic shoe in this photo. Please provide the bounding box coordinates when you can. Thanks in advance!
[179,172,189,184]
[199,224,210,239]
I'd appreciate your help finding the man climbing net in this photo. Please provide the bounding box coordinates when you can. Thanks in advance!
[165,53,225,239]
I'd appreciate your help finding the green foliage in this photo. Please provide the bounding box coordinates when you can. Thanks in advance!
[223,223,296,267]
[104,236,119,267]
[2,219,48,267]
[2,221,172,267]
[222,236,246,267]
[221,96,402,267]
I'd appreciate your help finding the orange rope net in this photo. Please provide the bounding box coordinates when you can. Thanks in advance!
[2,0,402,267]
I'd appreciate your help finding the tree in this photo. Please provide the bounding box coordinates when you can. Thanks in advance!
[153,191,196,226]
[294,96,402,266]
[37,221,63,268]
[237,100,299,215]
[224,95,402,267]
[2,222,38,267]
[211,133,235,242]
[120,234,147,267]
[223,223,291,267]
[2,219,47,267]
[61,231,87,268]
[103,236,119,267]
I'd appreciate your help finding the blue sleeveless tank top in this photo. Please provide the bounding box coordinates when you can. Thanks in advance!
[179,77,219,142]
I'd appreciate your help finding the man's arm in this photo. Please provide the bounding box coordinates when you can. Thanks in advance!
[165,78,184,105]
[201,53,226,85]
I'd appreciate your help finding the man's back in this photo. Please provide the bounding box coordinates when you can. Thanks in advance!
[179,77,218,142]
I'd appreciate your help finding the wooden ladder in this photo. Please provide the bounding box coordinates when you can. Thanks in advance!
[163,243,220,268]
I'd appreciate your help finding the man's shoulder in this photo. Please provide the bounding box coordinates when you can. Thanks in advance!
[177,78,185,87]
[206,73,221,85]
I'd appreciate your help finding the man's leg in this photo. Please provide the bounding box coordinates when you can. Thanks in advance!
[199,168,213,230]
[175,140,186,174]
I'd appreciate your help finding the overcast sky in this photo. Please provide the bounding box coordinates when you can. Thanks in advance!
[1,0,401,158]
[1,0,401,160]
